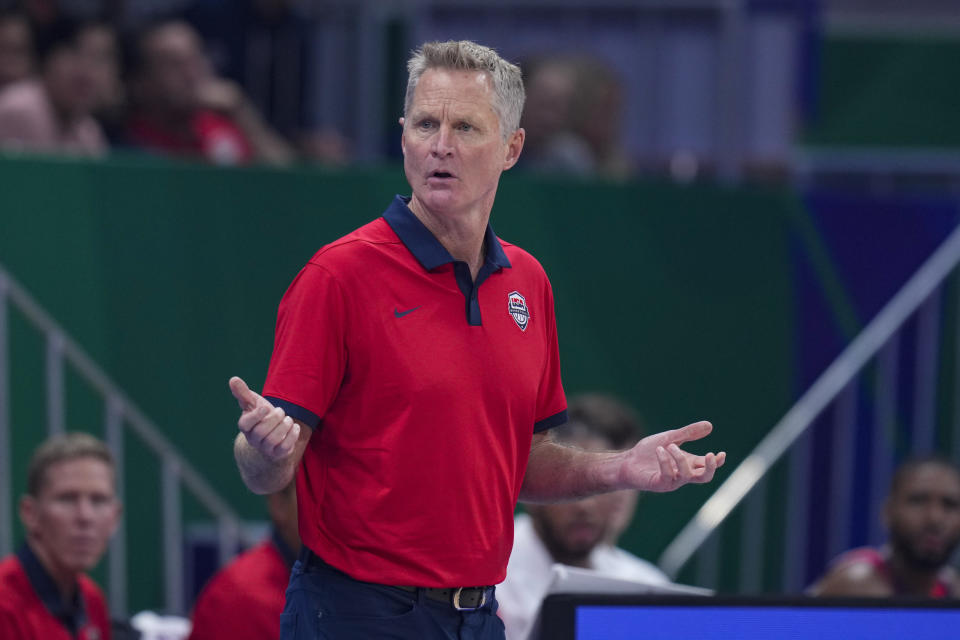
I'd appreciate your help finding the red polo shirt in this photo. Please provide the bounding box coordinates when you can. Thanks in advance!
[263,196,567,587]
[0,546,111,640]
[188,533,295,640]
[126,109,252,165]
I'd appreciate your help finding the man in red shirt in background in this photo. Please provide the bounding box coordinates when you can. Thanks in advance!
[125,19,292,166]
[188,481,299,640]
[0,432,121,640]
[811,457,960,598]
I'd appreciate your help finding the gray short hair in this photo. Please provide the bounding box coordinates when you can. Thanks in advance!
[404,40,525,139]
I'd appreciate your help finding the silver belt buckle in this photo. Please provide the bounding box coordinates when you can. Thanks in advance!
[452,586,486,611]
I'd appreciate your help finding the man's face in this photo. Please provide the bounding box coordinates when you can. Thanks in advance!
[0,17,33,88]
[77,25,119,110]
[401,68,523,220]
[43,43,98,117]
[886,463,960,570]
[20,457,120,576]
[140,23,209,114]
[527,434,620,565]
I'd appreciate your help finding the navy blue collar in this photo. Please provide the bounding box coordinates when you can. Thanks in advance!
[383,195,511,273]
[17,543,88,635]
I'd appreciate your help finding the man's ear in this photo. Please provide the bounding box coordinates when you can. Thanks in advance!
[19,495,37,535]
[107,500,122,538]
[399,117,407,156]
[503,127,525,170]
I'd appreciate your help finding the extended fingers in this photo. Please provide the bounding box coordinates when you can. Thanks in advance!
[690,451,728,483]
[672,420,712,445]
[656,445,679,481]
[667,444,696,478]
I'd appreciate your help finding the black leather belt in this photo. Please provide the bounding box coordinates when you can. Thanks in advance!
[299,548,493,611]
[394,585,493,611]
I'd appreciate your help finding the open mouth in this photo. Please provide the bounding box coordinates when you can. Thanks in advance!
[429,171,455,179]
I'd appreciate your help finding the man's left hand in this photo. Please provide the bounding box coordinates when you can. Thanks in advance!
[618,421,726,492]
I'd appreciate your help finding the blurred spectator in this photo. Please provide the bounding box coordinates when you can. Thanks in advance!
[125,19,293,166]
[0,17,107,156]
[0,9,33,90]
[0,432,121,640]
[520,55,632,180]
[567,393,644,545]
[76,19,124,142]
[519,56,590,175]
[810,457,960,598]
[568,57,632,179]
[497,394,669,640]
[188,481,299,640]
[184,0,350,165]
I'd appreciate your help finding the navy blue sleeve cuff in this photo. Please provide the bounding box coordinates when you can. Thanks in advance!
[265,397,321,429]
[534,409,568,433]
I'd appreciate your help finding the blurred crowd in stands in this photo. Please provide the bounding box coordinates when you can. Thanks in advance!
[0,0,631,177]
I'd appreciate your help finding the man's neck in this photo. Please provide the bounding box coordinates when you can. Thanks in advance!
[887,550,941,595]
[551,550,592,570]
[407,197,489,279]
[27,540,79,606]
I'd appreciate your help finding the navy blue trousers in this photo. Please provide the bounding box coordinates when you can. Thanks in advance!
[279,556,506,640]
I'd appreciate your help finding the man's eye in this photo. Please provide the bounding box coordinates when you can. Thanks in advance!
[418,120,434,129]
[457,123,473,131]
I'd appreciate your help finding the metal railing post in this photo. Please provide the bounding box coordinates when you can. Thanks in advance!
[739,480,766,593]
[913,290,941,454]
[783,428,812,593]
[0,273,11,557]
[163,458,184,615]
[105,395,127,616]
[870,338,899,545]
[827,381,857,560]
[218,517,240,569]
[46,331,65,435]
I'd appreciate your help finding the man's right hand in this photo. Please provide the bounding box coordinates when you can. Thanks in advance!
[229,376,301,461]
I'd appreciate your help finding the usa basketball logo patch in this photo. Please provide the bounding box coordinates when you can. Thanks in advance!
[507,291,530,331]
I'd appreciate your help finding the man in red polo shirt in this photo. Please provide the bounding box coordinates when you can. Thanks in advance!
[0,432,120,640]
[229,40,726,639]
[188,481,299,640]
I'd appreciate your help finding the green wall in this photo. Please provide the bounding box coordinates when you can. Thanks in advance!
[805,35,960,148]
[0,155,796,609]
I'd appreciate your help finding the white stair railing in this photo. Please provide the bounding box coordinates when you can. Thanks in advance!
[0,262,242,615]
[660,220,960,585]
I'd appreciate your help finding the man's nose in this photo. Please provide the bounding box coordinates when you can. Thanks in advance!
[75,497,96,521]
[431,124,454,157]
[923,501,950,528]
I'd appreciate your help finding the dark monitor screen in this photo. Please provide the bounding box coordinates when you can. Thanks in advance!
[536,594,960,640]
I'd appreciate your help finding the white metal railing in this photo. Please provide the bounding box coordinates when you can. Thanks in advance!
[0,262,242,615]
[660,220,960,582]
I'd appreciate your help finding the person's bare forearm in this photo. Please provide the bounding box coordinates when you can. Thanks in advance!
[520,421,726,502]
[234,103,296,165]
[519,435,627,503]
[233,432,298,494]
